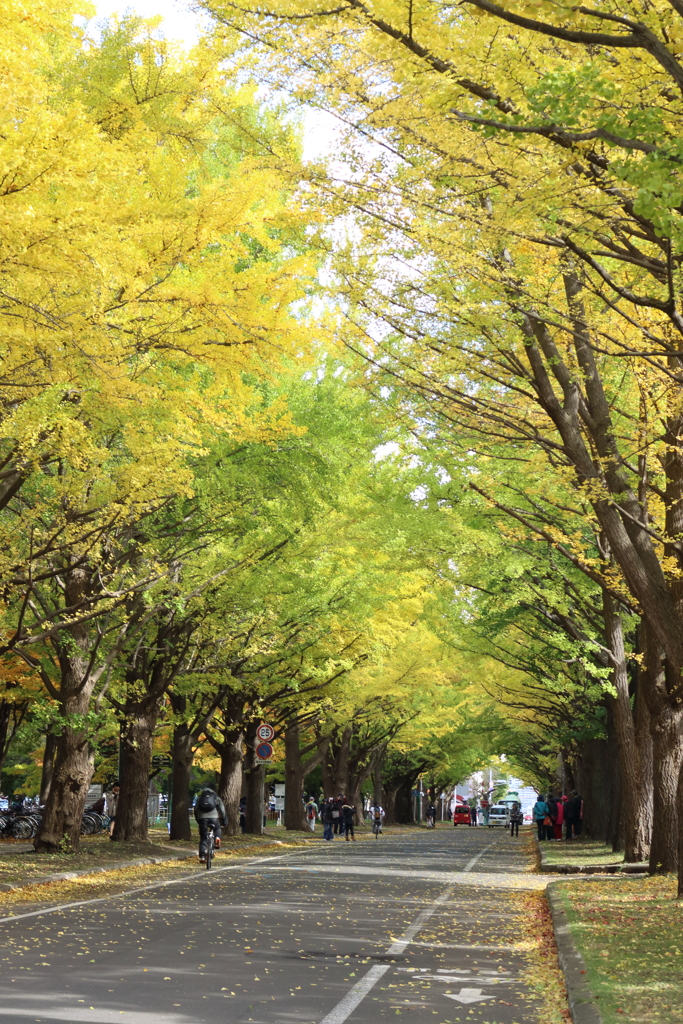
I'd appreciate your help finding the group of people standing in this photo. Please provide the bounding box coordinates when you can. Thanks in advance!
[306,795,359,841]
[533,791,583,841]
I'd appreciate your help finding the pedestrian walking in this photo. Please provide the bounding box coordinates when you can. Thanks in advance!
[509,802,523,838]
[481,798,490,827]
[532,793,550,841]
[305,796,318,831]
[470,801,478,826]
[341,796,356,841]
[322,797,335,841]
[239,795,247,834]
[426,802,437,827]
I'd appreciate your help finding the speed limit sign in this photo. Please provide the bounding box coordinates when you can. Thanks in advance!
[256,723,275,742]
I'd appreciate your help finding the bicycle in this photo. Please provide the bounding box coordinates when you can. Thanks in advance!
[372,817,382,839]
[204,821,217,870]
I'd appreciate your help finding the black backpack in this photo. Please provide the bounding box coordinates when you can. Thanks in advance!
[197,790,217,812]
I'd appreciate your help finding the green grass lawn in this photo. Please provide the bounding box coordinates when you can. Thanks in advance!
[541,837,626,866]
[556,875,683,1023]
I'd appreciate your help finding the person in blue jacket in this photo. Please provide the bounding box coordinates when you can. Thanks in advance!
[532,794,550,841]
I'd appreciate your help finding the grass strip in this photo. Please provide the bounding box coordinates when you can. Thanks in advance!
[541,838,626,867]
[555,875,683,1023]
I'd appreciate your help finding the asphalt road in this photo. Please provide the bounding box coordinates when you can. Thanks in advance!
[0,826,549,1024]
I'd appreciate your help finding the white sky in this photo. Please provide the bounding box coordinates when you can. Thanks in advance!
[92,0,340,160]
[93,0,203,46]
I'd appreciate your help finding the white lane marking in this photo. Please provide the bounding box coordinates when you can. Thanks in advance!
[317,838,500,1024]
[318,888,455,1024]
[464,845,491,872]
[0,849,317,926]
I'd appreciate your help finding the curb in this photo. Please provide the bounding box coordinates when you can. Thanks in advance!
[546,882,603,1024]
[0,851,195,893]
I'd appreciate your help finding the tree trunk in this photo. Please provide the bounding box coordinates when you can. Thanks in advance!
[333,728,352,796]
[245,762,265,835]
[639,621,683,874]
[383,784,400,824]
[114,701,160,842]
[603,597,651,861]
[217,728,244,836]
[322,742,335,798]
[395,780,414,824]
[575,736,616,843]
[635,680,654,849]
[284,719,309,831]
[170,723,194,841]
[650,704,683,873]
[243,721,264,835]
[35,685,94,853]
[35,701,94,852]
[373,751,383,805]
[35,570,97,853]
[39,731,57,806]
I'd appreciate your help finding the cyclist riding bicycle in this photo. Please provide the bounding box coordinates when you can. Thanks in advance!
[370,802,385,833]
[194,787,227,863]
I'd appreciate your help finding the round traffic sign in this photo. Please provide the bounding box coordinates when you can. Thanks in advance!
[256,741,273,761]
[256,723,275,742]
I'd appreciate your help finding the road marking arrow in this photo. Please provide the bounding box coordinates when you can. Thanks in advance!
[445,988,496,1005]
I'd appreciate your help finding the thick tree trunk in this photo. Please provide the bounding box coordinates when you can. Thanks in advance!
[284,719,309,831]
[35,697,94,853]
[35,679,94,853]
[245,762,265,835]
[395,780,414,824]
[322,742,335,798]
[373,755,382,806]
[35,570,97,854]
[244,721,265,835]
[114,701,160,842]
[170,723,193,841]
[576,736,617,843]
[39,731,57,806]
[649,705,683,873]
[333,728,352,796]
[217,729,244,836]
[635,684,654,853]
[603,597,651,862]
[383,784,401,824]
[639,621,683,874]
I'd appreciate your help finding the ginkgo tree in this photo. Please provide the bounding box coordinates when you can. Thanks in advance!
[196,0,683,887]
[0,6,322,851]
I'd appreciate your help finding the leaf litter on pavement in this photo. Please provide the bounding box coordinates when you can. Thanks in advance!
[0,827,570,1024]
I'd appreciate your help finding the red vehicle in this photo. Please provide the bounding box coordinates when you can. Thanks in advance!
[453,804,471,825]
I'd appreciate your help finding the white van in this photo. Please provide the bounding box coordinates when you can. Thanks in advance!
[488,804,509,827]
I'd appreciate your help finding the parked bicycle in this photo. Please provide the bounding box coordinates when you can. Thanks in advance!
[0,809,110,841]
